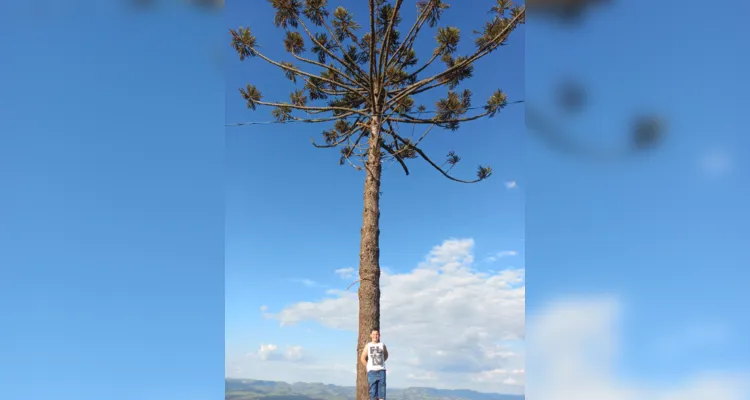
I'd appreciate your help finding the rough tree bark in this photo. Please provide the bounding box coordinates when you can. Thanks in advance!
[356,116,383,400]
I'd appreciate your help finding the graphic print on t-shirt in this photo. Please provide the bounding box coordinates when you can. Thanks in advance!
[369,344,384,368]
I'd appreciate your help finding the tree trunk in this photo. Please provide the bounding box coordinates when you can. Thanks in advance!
[356,116,383,400]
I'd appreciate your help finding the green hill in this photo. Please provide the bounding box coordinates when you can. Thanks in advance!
[225,378,524,400]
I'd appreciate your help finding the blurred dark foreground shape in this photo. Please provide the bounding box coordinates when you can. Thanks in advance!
[527,0,610,23]
[128,0,224,10]
[526,0,666,159]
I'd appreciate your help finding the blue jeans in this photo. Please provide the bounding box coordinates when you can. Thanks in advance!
[367,369,386,400]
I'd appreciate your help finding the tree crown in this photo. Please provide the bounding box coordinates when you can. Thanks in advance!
[230,0,525,183]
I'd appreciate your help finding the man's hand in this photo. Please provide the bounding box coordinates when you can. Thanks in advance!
[360,347,368,367]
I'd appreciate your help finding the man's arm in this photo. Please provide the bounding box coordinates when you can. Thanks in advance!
[383,345,389,361]
[360,346,368,367]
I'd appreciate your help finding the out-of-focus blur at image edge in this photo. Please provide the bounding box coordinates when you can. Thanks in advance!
[0,2,225,400]
[526,0,749,399]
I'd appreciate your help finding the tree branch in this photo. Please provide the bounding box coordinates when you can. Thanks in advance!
[368,0,378,112]
[386,8,525,109]
[388,130,485,183]
[252,48,364,97]
[311,119,366,148]
[254,100,368,117]
[341,129,370,171]
[396,79,444,97]
[287,113,357,124]
[387,51,440,88]
[390,110,491,125]
[384,1,431,71]
[320,18,372,80]
[290,53,364,89]
[226,112,356,127]
[383,119,436,152]
[302,76,363,97]
[349,126,369,151]
[296,17,371,86]
[347,279,361,291]
[380,140,410,176]
[378,0,404,82]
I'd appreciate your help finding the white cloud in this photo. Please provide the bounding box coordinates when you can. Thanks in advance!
[233,278,750,399]
[485,250,519,263]
[285,346,304,361]
[257,344,279,361]
[259,305,268,312]
[251,344,306,363]
[295,279,319,287]
[334,267,356,279]
[527,296,749,400]
[505,180,518,189]
[266,238,525,394]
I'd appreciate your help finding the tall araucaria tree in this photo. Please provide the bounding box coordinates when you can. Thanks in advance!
[229,1,524,398]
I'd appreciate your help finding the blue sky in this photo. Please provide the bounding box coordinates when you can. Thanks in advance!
[1,0,749,399]
[224,0,526,394]
[1,3,224,400]
[525,0,750,395]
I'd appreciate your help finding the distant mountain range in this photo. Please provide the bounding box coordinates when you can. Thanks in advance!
[226,378,524,400]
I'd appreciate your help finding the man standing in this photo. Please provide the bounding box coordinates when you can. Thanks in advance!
[360,329,388,400]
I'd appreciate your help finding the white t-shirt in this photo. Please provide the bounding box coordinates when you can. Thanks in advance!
[365,342,386,371]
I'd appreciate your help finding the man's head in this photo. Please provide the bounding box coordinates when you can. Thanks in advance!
[370,329,380,343]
